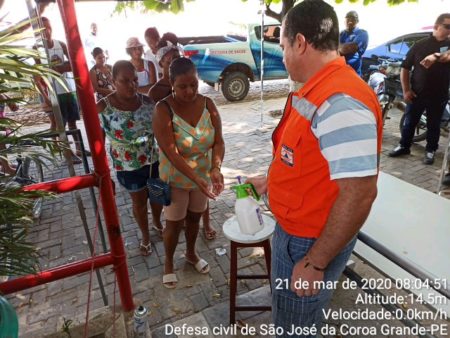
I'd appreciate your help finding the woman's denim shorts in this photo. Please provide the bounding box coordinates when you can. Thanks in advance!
[116,161,159,193]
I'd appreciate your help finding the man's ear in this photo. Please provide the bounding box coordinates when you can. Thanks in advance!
[295,33,307,55]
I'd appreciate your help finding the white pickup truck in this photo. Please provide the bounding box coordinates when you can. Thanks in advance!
[179,22,287,101]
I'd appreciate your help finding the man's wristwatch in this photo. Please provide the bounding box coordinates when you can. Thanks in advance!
[433,52,441,61]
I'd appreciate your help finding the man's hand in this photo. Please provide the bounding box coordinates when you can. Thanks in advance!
[420,53,439,69]
[290,256,324,297]
[245,175,267,195]
[339,42,358,56]
[403,89,416,103]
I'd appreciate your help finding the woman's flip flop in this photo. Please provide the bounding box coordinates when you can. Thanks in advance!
[139,242,153,256]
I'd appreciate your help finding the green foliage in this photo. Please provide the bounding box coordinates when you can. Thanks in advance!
[114,0,195,15]
[0,118,60,278]
[118,0,416,24]
[0,19,63,278]
[0,118,62,166]
[61,317,73,337]
[117,0,419,15]
[335,0,418,5]
[0,185,44,277]
[0,21,62,104]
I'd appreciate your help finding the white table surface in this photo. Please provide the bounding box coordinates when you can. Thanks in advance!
[223,214,275,244]
[357,172,450,315]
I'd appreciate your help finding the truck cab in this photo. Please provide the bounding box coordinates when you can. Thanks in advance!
[180,22,287,101]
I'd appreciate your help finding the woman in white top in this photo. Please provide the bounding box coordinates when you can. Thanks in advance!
[144,27,162,81]
[126,37,156,95]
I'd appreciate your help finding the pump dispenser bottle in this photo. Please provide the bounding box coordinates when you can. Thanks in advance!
[231,177,264,235]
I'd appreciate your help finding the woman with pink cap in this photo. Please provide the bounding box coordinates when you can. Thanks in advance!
[126,37,156,94]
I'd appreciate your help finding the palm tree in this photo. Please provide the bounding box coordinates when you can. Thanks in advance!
[0,17,62,278]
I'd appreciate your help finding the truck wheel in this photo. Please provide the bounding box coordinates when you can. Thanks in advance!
[221,72,250,101]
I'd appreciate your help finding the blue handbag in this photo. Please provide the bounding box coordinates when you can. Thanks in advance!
[147,177,171,206]
[147,135,171,206]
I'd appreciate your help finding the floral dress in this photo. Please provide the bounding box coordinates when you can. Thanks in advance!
[99,94,158,172]
[92,64,114,101]
[159,100,215,189]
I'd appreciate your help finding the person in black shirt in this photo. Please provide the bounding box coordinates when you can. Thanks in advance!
[389,13,450,164]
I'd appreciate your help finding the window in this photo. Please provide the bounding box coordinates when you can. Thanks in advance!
[254,25,281,44]
[400,34,430,55]
[387,37,403,55]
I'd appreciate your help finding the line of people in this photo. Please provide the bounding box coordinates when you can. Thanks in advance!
[35,16,226,289]
[92,27,225,289]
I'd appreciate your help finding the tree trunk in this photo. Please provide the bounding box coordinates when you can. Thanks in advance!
[264,0,296,23]
[281,0,295,20]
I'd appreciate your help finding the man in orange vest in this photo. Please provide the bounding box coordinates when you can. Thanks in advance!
[248,0,382,335]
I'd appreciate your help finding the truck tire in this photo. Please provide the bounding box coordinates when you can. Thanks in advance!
[221,72,250,101]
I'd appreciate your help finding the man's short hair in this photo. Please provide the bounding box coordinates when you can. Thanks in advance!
[345,11,359,22]
[435,13,450,25]
[283,0,339,52]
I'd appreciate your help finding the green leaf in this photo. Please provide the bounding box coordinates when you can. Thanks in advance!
[0,18,68,276]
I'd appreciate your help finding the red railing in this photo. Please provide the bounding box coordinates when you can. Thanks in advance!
[0,0,134,311]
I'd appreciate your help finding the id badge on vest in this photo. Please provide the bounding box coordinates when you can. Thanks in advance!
[281,144,294,167]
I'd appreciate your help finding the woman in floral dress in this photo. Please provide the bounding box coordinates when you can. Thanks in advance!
[96,60,162,256]
[89,47,114,102]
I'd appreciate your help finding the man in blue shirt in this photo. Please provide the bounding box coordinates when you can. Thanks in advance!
[339,11,369,76]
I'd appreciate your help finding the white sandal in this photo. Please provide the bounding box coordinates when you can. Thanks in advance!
[162,273,178,289]
[186,258,210,274]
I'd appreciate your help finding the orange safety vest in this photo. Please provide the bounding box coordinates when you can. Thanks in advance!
[268,57,382,238]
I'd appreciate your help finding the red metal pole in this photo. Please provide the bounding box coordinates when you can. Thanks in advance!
[0,254,113,294]
[56,0,134,311]
[24,174,97,193]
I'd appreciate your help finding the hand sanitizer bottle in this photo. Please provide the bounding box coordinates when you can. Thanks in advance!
[231,180,264,235]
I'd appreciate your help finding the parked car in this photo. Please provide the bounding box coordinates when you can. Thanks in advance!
[179,22,287,101]
[361,30,432,80]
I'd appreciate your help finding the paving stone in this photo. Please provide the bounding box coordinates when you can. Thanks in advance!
[216,253,231,274]
[29,289,48,305]
[27,303,62,325]
[208,266,228,287]
[189,292,210,313]
[132,262,150,283]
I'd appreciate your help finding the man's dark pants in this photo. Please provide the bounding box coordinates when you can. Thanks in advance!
[400,95,447,152]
